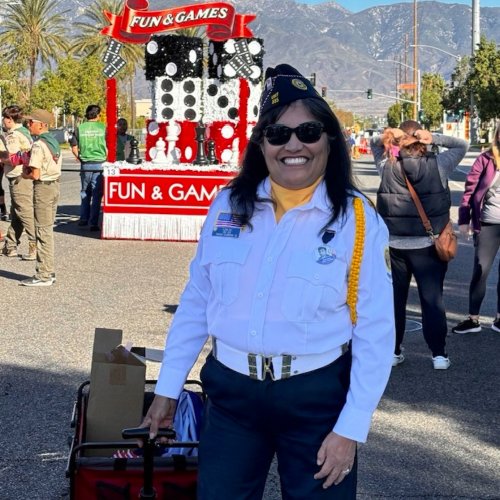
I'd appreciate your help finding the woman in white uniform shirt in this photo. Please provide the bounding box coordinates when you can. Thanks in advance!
[143,64,395,499]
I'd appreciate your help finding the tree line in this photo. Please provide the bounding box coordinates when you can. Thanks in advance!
[0,0,142,125]
[386,37,500,139]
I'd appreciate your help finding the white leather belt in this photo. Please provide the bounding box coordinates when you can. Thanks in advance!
[213,339,349,381]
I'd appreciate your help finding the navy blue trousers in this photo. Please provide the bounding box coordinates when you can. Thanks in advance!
[198,352,356,500]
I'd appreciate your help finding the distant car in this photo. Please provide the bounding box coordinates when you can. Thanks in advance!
[49,127,73,144]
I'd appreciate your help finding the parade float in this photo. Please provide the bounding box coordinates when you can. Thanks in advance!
[99,1,264,241]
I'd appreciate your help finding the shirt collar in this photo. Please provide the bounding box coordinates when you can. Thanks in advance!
[257,176,331,215]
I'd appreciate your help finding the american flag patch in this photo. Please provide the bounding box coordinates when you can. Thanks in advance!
[216,212,244,228]
[213,212,244,237]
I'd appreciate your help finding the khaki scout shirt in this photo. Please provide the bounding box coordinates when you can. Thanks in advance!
[29,139,62,182]
[0,125,33,178]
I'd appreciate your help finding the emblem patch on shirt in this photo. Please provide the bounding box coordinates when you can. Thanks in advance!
[315,245,336,264]
[212,212,244,238]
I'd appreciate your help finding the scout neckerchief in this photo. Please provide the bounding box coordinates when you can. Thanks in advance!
[14,125,32,142]
[36,133,61,161]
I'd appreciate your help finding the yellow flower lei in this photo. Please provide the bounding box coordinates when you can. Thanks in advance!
[347,197,365,325]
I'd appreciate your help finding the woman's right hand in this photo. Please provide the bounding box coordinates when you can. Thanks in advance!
[459,224,471,238]
[140,395,177,439]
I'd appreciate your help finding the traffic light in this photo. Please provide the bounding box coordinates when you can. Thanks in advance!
[321,86,327,98]
[367,88,373,99]
[309,73,316,87]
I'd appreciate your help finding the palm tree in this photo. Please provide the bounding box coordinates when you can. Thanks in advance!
[0,0,70,98]
[72,0,143,127]
[72,0,143,64]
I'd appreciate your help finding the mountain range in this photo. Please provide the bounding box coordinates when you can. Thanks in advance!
[73,0,500,116]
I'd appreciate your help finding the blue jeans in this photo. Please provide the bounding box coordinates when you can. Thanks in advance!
[80,162,103,226]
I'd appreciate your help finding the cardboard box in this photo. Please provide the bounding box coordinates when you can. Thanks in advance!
[85,328,146,456]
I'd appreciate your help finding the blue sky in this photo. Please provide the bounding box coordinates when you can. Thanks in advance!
[299,1,499,11]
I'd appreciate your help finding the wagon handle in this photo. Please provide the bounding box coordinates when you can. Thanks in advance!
[122,427,176,499]
[122,427,176,441]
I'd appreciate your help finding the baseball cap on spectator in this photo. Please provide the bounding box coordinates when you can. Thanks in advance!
[24,109,53,125]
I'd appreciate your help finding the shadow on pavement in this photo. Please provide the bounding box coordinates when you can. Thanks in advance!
[0,364,87,499]
[360,330,499,498]
[0,268,31,283]
[54,205,102,239]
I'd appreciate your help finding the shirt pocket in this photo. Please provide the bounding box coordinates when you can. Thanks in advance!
[201,242,251,306]
[281,252,348,322]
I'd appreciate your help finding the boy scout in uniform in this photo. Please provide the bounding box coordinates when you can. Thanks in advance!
[0,105,35,259]
[19,109,62,287]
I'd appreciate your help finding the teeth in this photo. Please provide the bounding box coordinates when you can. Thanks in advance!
[282,157,307,165]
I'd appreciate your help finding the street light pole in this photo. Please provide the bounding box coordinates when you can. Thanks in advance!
[377,59,421,115]
[410,44,461,60]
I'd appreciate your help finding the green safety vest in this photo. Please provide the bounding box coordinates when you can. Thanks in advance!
[77,121,107,162]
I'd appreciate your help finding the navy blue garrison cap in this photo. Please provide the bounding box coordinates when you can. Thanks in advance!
[259,64,324,117]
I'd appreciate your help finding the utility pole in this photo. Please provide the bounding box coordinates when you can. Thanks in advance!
[413,0,418,121]
[404,34,409,84]
[470,0,480,144]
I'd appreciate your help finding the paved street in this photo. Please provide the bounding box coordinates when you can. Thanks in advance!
[0,150,498,499]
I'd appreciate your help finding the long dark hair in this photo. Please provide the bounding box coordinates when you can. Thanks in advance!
[228,98,360,230]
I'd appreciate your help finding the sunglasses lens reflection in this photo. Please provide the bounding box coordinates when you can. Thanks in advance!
[264,122,324,146]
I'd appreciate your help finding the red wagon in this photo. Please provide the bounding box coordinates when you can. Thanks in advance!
[66,379,204,499]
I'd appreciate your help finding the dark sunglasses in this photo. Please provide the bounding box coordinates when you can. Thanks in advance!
[263,121,325,146]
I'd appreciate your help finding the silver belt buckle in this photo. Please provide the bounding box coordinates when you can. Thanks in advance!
[248,354,276,381]
[248,353,258,379]
[248,353,295,381]
[281,355,292,379]
[262,356,275,381]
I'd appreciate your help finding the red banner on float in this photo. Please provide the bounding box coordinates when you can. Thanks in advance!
[104,170,236,216]
[101,0,256,43]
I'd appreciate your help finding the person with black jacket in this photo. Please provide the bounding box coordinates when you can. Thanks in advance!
[371,121,468,370]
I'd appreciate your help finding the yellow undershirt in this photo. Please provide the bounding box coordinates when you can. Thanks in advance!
[270,176,323,222]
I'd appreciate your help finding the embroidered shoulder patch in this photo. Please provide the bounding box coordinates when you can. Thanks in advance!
[212,212,244,238]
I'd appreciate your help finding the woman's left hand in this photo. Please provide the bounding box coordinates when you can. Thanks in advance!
[313,431,356,488]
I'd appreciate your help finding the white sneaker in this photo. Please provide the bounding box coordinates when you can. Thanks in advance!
[392,353,405,367]
[19,276,54,287]
[432,356,450,370]
[490,319,500,333]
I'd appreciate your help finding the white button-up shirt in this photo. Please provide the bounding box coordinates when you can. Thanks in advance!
[156,178,395,443]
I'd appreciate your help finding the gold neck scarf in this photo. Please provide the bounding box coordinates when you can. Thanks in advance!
[270,176,323,222]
